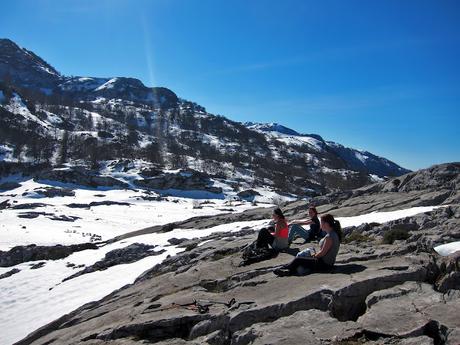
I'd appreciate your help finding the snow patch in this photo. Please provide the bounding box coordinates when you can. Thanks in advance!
[434,241,460,257]
[337,206,443,228]
[95,78,118,91]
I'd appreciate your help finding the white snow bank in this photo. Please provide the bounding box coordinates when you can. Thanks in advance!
[0,219,269,345]
[0,178,257,251]
[0,204,444,344]
[434,241,460,257]
[337,206,442,228]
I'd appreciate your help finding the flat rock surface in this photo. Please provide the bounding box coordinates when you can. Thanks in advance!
[13,163,460,345]
[15,228,457,344]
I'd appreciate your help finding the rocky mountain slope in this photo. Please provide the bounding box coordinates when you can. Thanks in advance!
[13,163,460,345]
[0,38,409,197]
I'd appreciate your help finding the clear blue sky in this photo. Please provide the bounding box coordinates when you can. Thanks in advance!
[1,0,459,170]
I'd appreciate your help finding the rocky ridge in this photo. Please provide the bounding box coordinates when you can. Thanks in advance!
[0,38,410,197]
[13,163,460,345]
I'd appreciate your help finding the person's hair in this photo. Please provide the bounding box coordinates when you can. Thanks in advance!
[273,208,285,220]
[320,214,343,242]
[308,206,318,216]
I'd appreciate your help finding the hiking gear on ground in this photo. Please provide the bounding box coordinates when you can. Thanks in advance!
[240,240,278,266]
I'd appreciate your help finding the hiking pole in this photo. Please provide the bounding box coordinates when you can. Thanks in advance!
[197,298,236,308]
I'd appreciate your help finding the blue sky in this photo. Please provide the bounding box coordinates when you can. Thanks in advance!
[1,0,459,170]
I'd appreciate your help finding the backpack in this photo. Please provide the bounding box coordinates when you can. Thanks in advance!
[240,241,277,266]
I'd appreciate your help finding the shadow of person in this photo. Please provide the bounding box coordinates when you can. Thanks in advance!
[280,247,300,256]
[330,263,367,274]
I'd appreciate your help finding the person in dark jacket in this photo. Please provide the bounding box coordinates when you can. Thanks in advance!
[288,206,322,244]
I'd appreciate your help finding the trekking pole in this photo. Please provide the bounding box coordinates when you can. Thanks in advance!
[197,298,236,308]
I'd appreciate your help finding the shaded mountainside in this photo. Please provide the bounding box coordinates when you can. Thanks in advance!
[308,162,460,216]
[0,38,409,197]
[14,170,460,345]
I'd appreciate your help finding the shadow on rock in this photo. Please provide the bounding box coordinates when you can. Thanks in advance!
[331,263,367,274]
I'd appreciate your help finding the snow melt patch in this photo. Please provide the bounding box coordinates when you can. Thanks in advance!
[3,93,49,127]
[0,178,257,251]
[337,206,443,228]
[95,78,118,91]
[0,145,14,162]
[0,219,269,345]
[434,241,460,257]
[0,200,444,344]
[354,151,368,163]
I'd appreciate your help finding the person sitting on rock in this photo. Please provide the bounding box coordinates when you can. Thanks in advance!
[274,214,342,276]
[256,208,289,251]
[288,206,322,244]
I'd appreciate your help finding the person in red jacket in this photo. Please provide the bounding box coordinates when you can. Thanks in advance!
[256,208,289,251]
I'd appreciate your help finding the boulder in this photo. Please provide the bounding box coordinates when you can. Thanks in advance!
[0,243,98,267]
[32,187,75,198]
[35,167,128,189]
[236,190,261,200]
[358,282,459,343]
[134,170,222,194]
[0,268,20,279]
[62,243,165,282]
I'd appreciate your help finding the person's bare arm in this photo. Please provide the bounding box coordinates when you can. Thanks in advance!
[289,219,313,226]
[314,237,332,258]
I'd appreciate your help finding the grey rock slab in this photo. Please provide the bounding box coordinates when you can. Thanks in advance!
[231,309,361,345]
[358,282,460,342]
[17,235,430,345]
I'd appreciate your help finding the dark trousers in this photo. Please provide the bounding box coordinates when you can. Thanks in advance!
[285,257,332,274]
[256,227,275,248]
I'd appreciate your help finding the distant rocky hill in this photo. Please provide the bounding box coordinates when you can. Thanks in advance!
[0,38,410,197]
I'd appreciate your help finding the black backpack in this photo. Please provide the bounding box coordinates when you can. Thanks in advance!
[240,241,277,266]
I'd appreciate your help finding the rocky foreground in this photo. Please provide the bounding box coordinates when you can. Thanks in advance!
[14,164,460,345]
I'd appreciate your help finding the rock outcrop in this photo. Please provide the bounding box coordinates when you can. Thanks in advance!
[301,163,460,217]
[0,243,98,267]
[14,206,460,344]
[12,163,460,345]
[34,167,128,189]
[62,243,165,282]
[134,170,223,194]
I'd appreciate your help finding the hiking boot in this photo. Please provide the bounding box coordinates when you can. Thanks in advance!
[274,268,291,276]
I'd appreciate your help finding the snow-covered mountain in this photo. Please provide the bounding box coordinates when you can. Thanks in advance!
[0,38,410,196]
[245,122,408,177]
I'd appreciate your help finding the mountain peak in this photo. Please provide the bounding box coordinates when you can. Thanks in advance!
[244,122,325,141]
[0,38,410,188]
[0,38,60,90]
[244,122,300,136]
[0,38,20,48]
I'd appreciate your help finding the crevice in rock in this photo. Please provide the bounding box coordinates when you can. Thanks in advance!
[82,315,209,343]
[199,268,273,293]
[423,320,449,345]
[59,310,110,329]
[330,268,426,321]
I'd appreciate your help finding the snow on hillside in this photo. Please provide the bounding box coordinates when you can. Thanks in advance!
[0,205,441,345]
[95,78,118,91]
[59,77,109,92]
[245,122,324,151]
[0,176,271,251]
[337,206,444,228]
[0,145,14,162]
[4,93,47,127]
